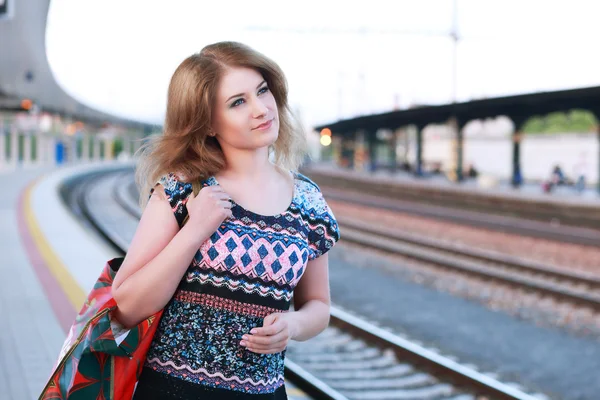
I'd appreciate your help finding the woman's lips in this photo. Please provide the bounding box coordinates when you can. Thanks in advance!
[254,119,273,130]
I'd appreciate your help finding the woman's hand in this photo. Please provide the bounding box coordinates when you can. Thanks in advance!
[186,185,232,233]
[240,312,299,354]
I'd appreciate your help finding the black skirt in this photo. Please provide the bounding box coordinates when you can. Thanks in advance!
[132,367,289,400]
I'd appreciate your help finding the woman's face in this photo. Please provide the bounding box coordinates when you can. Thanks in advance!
[212,67,279,151]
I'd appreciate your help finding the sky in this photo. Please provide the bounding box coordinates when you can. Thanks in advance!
[45,0,600,128]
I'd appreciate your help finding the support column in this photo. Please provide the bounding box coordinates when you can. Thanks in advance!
[367,131,377,172]
[448,117,464,182]
[82,133,90,162]
[597,122,600,194]
[31,130,38,165]
[457,122,464,182]
[593,111,600,194]
[511,133,522,188]
[389,129,398,173]
[511,118,525,188]
[10,125,19,168]
[48,116,59,166]
[347,135,356,170]
[340,135,355,169]
[0,118,6,168]
[42,134,49,165]
[93,136,101,161]
[332,136,342,167]
[44,134,52,165]
[401,127,410,167]
[104,138,114,161]
[353,131,365,171]
[23,132,32,166]
[34,131,43,165]
[415,124,424,177]
[41,135,49,165]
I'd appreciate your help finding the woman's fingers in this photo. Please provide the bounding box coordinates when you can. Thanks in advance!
[207,187,231,201]
[219,200,232,209]
[244,331,287,346]
[244,338,288,353]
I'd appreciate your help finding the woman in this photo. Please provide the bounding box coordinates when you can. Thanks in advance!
[111,41,340,399]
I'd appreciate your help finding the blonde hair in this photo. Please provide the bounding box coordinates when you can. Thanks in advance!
[135,41,307,208]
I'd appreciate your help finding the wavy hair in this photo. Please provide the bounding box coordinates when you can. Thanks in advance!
[135,41,307,208]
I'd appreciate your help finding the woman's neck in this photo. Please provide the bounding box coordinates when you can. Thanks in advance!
[218,148,276,182]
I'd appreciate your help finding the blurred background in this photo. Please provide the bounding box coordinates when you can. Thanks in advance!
[2,1,600,399]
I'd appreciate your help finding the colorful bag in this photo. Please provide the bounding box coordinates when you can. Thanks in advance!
[39,257,163,400]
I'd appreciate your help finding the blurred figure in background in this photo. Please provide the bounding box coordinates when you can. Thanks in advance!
[552,164,566,186]
[543,164,566,193]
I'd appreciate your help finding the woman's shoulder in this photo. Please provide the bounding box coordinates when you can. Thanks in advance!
[292,171,340,259]
[293,171,321,194]
[292,171,335,216]
[154,172,195,196]
[157,172,183,190]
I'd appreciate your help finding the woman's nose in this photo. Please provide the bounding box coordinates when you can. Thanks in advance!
[251,99,269,118]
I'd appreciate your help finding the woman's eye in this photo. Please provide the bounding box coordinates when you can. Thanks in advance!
[231,98,244,107]
[231,87,268,108]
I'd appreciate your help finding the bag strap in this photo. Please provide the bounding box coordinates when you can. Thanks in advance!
[181,181,202,227]
[192,181,202,197]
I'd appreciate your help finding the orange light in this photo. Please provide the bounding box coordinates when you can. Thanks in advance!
[21,99,33,110]
[320,128,332,136]
[320,135,332,146]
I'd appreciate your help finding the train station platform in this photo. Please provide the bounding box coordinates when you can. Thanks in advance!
[1,163,127,398]
[0,163,309,399]
[306,162,600,206]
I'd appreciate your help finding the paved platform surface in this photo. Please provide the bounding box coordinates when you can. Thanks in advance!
[0,167,65,399]
[0,163,310,399]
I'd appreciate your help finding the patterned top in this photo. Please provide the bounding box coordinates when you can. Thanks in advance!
[132,171,340,400]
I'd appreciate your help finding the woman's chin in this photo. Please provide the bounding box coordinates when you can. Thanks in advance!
[255,130,279,147]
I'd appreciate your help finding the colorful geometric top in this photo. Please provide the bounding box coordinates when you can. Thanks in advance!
[132,171,340,400]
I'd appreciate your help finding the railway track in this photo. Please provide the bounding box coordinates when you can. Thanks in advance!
[338,217,600,312]
[64,168,549,400]
[316,186,600,248]
[302,168,600,238]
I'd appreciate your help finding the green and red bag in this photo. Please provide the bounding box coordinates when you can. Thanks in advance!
[39,258,162,400]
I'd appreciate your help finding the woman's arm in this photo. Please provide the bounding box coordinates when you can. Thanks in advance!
[112,185,231,329]
[111,190,209,329]
[287,253,331,341]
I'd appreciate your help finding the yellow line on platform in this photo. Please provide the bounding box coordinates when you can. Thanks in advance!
[23,179,85,310]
